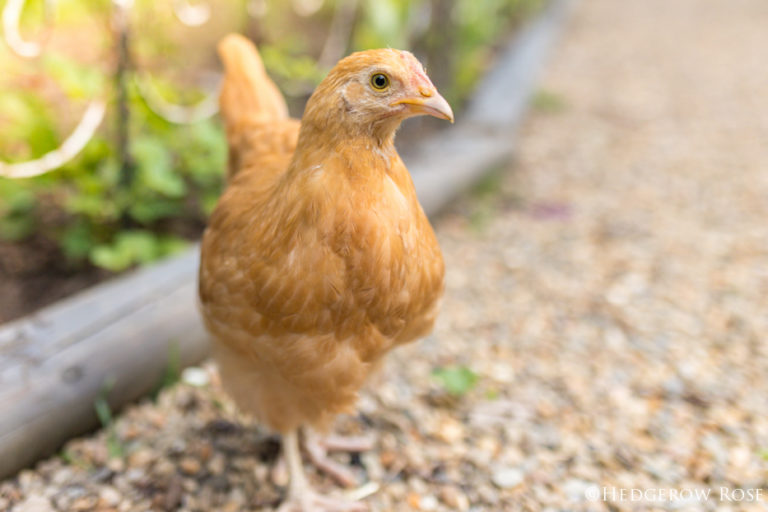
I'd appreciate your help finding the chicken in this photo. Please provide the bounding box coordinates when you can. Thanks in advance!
[199,34,452,511]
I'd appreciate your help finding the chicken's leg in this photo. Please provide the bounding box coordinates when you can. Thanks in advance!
[277,429,368,512]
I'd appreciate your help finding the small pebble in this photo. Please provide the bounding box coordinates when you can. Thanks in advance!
[98,486,121,507]
[419,495,439,511]
[182,367,210,387]
[440,486,469,510]
[128,448,154,467]
[12,495,54,512]
[491,466,524,489]
[179,457,201,476]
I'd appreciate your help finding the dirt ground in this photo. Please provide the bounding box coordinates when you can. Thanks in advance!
[4,0,768,510]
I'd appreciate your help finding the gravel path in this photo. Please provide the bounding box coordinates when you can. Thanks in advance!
[4,0,768,510]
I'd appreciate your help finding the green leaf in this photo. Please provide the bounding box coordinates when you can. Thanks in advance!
[90,230,154,271]
[201,191,221,216]
[60,223,92,260]
[156,235,188,257]
[65,193,115,219]
[94,378,123,459]
[113,231,155,264]
[355,0,407,49]
[532,89,567,113]
[0,92,59,158]
[0,213,36,241]
[0,180,38,240]
[94,395,113,429]
[151,341,181,400]
[42,53,105,99]
[132,136,186,198]
[90,244,133,272]
[90,230,188,271]
[0,179,36,212]
[128,199,183,224]
[260,46,326,86]
[432,366,479,396]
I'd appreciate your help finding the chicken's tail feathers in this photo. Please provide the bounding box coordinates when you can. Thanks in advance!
[217,34,291,180]
[217,33,289,130]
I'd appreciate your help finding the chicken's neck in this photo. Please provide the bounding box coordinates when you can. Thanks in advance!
[297,116,398,152]
[289,116,401,180]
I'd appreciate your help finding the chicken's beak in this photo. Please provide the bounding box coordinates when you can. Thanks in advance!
[392,88,454,123]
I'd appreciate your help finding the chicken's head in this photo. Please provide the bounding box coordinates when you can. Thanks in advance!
[302,49,454,141]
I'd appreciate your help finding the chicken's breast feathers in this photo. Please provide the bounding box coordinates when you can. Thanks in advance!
[199,145,443,430]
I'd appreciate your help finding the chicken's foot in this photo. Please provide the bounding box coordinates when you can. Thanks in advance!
[277,429,368,512]
[302,428,374,488]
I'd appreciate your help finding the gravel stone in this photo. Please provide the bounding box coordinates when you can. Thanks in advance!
[98,486,121,507]
[491,466,525,489]
[11,496,54,512]
[178,456,201,476]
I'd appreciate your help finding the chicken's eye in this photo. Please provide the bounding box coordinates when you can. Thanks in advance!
[370,73,390,90]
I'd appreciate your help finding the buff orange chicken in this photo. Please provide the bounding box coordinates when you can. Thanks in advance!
[198,34,452,511]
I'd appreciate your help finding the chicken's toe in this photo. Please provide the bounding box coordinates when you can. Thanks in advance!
[277,489,369,512]
[302,429,373,487]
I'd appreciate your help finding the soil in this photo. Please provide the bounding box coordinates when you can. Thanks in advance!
[0,237,107,325]
[0,219,206,325]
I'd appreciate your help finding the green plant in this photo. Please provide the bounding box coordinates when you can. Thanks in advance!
[467,166,506,232]
[0,52,225,271]
[94,379,124,459]
[151,341,182,400]
[59,448,93,470]
[531,88,567,113]
[432,365,479,396]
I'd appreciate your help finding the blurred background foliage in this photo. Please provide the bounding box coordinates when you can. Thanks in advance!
[0,0,544,274]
